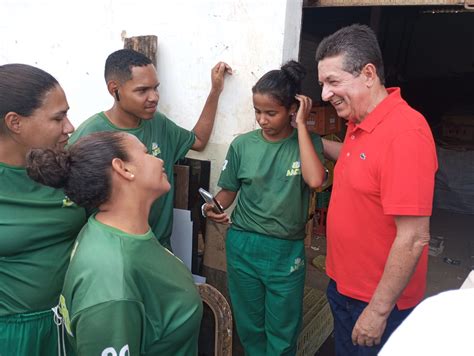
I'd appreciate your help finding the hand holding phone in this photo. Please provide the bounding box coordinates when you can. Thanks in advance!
[198,188,224,214]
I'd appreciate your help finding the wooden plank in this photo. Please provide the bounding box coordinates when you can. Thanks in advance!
[203,222,229,272]
[296,287,334,355]
[123,35,158,66]
[304,0,464,6]
[173,165,190,210]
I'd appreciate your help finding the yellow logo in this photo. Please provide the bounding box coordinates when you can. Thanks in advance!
[70,241,79,261]
[62,196,74,208]
[286,161,301,177]
[151,142,161,157]
[59,295,73,336]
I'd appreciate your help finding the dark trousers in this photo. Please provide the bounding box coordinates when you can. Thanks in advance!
[326,279,413,356]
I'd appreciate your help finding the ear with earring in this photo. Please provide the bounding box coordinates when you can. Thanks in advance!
[125,168,135,179]
[289,112,297,127]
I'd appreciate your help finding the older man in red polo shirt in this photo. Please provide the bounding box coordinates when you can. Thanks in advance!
[316,24,438,356]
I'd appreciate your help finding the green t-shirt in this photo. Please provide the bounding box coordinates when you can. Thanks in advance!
[69,111,195,249]
[0,163,86,316]
[60,216,203,356]
[218,129,324,240]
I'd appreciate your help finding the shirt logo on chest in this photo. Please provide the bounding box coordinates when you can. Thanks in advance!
[286,161,301,177]
[151,142,161,157]
[360,153,367,160]
[62,196,75,208]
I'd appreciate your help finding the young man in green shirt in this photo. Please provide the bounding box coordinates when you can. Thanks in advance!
[70,49,232,249]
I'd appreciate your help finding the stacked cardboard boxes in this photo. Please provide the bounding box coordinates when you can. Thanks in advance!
[306,105,342,135]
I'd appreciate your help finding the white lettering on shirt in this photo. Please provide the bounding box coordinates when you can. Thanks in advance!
[101,345,129,356]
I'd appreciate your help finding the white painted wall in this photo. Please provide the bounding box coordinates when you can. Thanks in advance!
[0,0,302,189]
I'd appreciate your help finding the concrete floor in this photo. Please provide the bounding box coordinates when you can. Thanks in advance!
[425,208,473,297]
[305,208,474,356]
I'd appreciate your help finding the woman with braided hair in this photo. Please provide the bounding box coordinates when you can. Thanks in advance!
[27,131,203,355]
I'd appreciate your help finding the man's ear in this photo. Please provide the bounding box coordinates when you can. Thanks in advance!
[107,80,120,101]
[111,158,135,181]
[362,63,377,88]
[4,112,22,134]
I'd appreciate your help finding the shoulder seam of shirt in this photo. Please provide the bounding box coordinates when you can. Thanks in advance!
[71,298,144,321]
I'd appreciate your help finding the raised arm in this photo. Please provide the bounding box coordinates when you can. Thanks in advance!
[191,62,232,151]
[321,137,342,161]
[295,95,326,189]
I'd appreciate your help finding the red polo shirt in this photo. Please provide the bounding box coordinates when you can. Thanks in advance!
[326,88,438,309]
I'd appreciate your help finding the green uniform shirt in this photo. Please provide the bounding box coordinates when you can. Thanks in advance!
[60,216,203,356]
[69,111,195,248]
[0,163,86,316]
[218,129,324,240]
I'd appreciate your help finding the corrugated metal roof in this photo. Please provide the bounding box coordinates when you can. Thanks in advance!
[304,0,465,7]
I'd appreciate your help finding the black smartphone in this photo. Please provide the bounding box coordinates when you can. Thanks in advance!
[198,188,224,214]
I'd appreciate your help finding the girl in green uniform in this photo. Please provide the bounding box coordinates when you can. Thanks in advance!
[0,64,87,355]
[26,131,203,355]
[204,61,326,355]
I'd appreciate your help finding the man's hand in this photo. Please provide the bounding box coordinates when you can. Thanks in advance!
[203,203,231,224]
[350,216,430,348]
[351,304,388,347]
[210,62,232,94]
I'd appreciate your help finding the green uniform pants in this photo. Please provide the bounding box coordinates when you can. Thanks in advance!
[0,309,66,356]
[226,228,306,356]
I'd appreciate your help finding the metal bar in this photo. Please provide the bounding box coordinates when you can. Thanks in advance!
[304,0,464,7]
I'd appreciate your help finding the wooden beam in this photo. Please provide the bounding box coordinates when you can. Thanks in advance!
[123,35,158,67]
[173,165,190,210]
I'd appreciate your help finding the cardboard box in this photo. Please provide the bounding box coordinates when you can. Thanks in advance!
[306,105,342,135]
[441,114,474,142]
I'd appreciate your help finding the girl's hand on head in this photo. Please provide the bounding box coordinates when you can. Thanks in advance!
[294,94,313,128]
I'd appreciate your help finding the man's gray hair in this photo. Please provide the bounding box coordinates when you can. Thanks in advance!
[316,24,385,85]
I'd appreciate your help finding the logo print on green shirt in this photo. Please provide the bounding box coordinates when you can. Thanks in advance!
[59,295,73,336]
[62,196,74,208]
[70,241,79,260]
[286,161,301,177]
[101,345,130,355]
[151,142,161,157]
